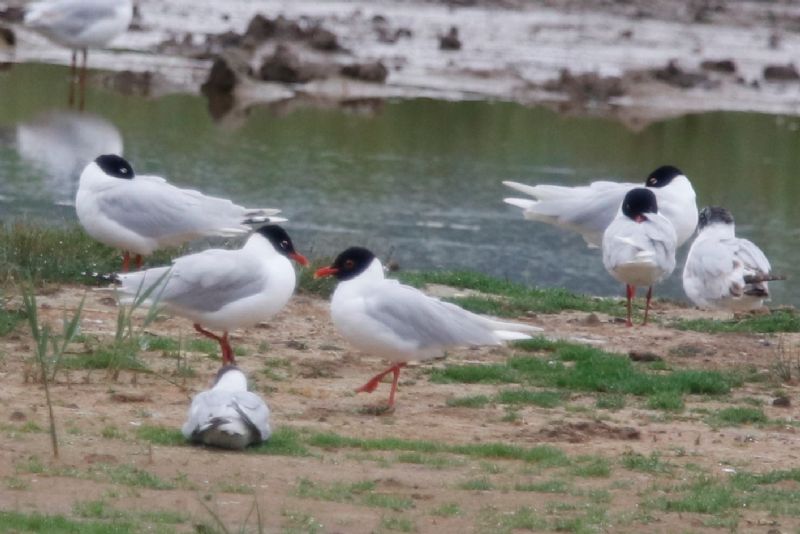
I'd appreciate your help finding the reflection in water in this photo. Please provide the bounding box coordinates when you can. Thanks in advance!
[16,110,123,204]
[1,63,799,306]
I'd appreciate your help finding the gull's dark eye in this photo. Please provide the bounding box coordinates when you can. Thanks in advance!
[120,167,128,174]
[648,177,656,185]
[344,259,355,269]
[280,240,289,249]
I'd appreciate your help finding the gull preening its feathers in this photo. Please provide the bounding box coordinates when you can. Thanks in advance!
[683,206,783,311]
[182,366,271,450]
[504,165,697,248]
[315,247,541,409]
[76,154,285,271]
[112,225,308,365]
[602,188,677,326]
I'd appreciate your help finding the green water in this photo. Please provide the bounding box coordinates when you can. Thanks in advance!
[1,63,798,305]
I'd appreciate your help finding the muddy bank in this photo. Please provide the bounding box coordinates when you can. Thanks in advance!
[4,0,800,125]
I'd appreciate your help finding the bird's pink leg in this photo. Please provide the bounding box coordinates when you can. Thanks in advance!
[386,364,406,407]
[78,48,87,111]
[121,251,131,273]
[134,254,143,269]
[68,50,77,107]
[625,284,636,327]
[194,324,236,365]
[643,286,653,325]
[356,363,407,396]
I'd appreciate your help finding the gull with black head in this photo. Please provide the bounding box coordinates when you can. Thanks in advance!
[112,225,308,365]
[683,206,783,312]
[315,247,542,410]
[76,154,284,271]
[602,188,677,326]
[504,165,697,248]
[182,365,271,450]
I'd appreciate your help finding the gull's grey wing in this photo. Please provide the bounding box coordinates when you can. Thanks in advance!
[603,214,677,275]
[363,282,500,350]
[231,391,271,441]
[27,0,118,35]
[119,249,265,313]
[181,390,270,442]
[505,180,634,246]
[95,179,253,242]
[734,237,771,274]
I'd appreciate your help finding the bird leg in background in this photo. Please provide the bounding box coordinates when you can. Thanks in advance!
[356,363,407,406]
[68,50,77,107]
[135,255,143,269]
[625,284,635,327]
[121,251,131,272]
[78,48,88,111]
[643,286,653,325]
[193,324,236,365]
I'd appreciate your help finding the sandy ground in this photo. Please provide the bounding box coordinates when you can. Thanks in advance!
[4,1,800,125]
[1,284,800,532]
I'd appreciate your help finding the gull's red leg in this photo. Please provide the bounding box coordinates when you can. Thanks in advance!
[79,48,87,111]
[122,251,131,273]
[356,363,405,394]
[194,324,236,365]
[643,286,653,325]
[68,50,77,107]
[135,254,143,269]
[625,284,635,327]
[386,363,407,407]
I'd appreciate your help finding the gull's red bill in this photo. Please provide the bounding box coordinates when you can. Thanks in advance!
[289,252,309,267]
[314,266,338,279]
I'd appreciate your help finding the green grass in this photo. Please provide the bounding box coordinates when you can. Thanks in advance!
[0,307,23,336]
[595,394,626,410]
[397,270,625,316]
[571,456,611,478]
[431,339,734,401]
[100,464,175,490]
[459,477,494,491]
[395,452,463,469]
[0,511,135,534]
[140,334,217,355]
[61,341,147,371]
[430,502,462,517]
[514,479,570,493]
[309,432,568,466]
[446,395,491,408]
[249,426,310,456]
[495,389,566,408]
[674,309,800,333]
[379,516,416,532]
[136,425,185,446]
[646,391,685,412]
[0,223,179,285]
[475,506,547,533]
[708,406,768,426]
[620,452,672,473]
[295,478,414,510]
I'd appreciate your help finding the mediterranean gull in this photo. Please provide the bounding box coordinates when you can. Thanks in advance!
[504,165,697,248]
[602,188,677,326]
[76,154,284,271]
[315,247,542,409]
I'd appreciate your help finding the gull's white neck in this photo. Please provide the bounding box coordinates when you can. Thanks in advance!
[79,162,121,191]
[355,258,386,283]
[213,370,248,392]
[659,175,695,199]
[244,232,282,257]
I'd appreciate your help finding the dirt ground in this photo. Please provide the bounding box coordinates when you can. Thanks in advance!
[1,284,799,532]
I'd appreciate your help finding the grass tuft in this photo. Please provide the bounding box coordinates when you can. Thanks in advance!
[674,309,800,333]
[708,406,768,426]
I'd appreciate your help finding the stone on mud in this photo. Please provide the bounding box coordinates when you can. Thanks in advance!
[341,61,389,83]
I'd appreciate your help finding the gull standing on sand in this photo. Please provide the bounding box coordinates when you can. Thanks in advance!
[315,247,542,409]
[76,154,284,271]
[683,206,782,311]
[602,188,677,326]
[182,366,271,450]
[113,225,308,365]
[504,165,697,248]
[24,0,133,107]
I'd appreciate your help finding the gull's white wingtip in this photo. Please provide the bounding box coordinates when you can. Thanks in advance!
[504,197,537,210]
[503,181,541,196]
[243,215,289,225]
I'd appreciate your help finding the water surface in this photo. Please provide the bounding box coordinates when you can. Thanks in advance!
[2,63,799,305]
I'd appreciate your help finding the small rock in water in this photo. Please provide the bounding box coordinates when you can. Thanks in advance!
[259,44,323,83]
[700,59,736,74]
[0,25,15,47]
[764,63,800,82]
[340,61,388,83]
[309,26,340,51]
[439,26,461,50]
